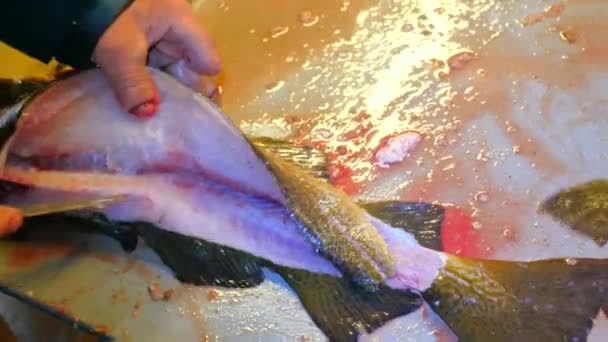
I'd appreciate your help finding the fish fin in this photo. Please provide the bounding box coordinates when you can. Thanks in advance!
[134,223,264,288]
[423,256,608,341]
[248,136,330,181]
[360,201,445,251]
[49,211,139,252]
[273,265,423,342]
[13,211,139,253]
[0,78,49,110]
[540,179,608,246]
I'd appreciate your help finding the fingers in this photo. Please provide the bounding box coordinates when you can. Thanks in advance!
[165,17,221,75]
[0,206,23,237]
[163,60,219,97]
[93,12,160,118]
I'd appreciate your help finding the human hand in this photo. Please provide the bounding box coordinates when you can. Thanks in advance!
[92,0,221,118]
[0,205,23,237]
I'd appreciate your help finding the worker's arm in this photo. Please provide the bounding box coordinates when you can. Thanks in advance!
[0,0,132,69]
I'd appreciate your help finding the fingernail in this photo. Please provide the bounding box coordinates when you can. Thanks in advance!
[129,99,159,118]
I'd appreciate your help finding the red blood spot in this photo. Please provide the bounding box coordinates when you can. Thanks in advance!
[439,207,482,257]
[342,120,373,141]
[336,145,348,155]
[328,162,359,195]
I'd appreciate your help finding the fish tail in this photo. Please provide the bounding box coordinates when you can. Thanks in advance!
[423,255,608,341]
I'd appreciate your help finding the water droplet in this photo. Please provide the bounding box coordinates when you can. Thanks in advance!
[336,51,351,61]
[265,80,285,93]
[477,68,487,76]
[565,258,577,266]
[513,145,521,154]
[472,221,483,230]
[559,29,578,44]
[270,26,289,38]
[447,51,476,71]
[285,56,294,63]
[474,191,490,203]
[401,23,414,32]
[340,0,350,11]
[314,128,333,139]
[298,10,319,27]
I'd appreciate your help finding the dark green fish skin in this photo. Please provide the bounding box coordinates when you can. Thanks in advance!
[423,256,608,342]
[358,201,444,252]
[541,179,608,246]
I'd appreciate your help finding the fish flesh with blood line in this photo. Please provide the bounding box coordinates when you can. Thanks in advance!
[0,68,607,341]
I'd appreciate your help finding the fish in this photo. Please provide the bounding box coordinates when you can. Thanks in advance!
[0,68,606,341]
[540,180,608,246]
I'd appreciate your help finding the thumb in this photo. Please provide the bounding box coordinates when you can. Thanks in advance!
[93,20,159,118]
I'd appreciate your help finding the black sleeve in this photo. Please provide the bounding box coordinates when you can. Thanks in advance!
[0,0,132,69]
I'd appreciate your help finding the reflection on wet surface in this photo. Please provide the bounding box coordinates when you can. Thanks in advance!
[199,0,608,260]
[2,0,608,340]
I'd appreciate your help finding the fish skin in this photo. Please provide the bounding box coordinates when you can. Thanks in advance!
[540,179,608,246]
[249,142,395,289]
